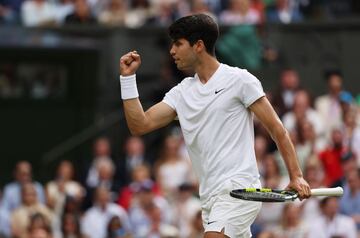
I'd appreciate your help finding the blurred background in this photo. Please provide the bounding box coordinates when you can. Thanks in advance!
[0,0,360,237]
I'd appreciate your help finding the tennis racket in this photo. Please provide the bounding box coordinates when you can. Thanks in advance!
[230,187,343,202]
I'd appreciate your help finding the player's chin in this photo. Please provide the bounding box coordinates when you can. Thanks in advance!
[176,64,190,71]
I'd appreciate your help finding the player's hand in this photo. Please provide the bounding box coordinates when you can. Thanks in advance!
[120,51,141,76]
[285,176,311,200]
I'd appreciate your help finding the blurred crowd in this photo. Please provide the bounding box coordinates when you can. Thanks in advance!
[0,0,360,27]
[0,68,359,238]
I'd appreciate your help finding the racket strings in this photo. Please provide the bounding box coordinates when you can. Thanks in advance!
[231,191,290,202]
[247,191,286,202]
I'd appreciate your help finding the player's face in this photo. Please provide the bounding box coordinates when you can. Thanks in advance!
[170,38,197,71]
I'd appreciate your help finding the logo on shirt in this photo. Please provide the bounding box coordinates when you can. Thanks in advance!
[215,88,225,94]
[207,221,217,225]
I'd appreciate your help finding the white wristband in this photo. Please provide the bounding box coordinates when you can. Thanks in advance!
[119,74,139,100]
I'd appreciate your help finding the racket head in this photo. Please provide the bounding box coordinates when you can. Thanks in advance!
[230,188,298,202]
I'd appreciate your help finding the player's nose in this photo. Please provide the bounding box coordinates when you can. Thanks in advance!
[169,45,176,56]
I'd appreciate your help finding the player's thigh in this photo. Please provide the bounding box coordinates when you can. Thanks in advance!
[204,230,229,238]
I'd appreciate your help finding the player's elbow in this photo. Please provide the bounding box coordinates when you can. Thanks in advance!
[129,127,146,136]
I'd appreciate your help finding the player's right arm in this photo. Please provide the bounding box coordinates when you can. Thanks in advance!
[120,51,177,136]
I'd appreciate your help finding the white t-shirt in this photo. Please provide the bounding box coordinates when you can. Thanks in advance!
[163,63,265,204]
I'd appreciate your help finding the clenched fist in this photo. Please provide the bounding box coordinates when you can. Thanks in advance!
[120,51,141,76]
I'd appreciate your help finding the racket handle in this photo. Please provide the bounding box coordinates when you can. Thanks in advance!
[310,187,344,197]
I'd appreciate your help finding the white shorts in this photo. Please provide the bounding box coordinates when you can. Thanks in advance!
[201,179,262,238]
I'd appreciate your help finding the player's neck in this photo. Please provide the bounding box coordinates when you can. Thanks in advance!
[195,56,220,84]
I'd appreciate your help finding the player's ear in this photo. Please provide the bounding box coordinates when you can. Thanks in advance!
[194,40,205,53]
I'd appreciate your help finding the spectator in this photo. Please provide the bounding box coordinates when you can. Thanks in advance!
[315,70,343,137]
[64,0,96,25]
[0,206,11,237]
[318,128,346,187]
[86,0,108,17]
[117,165,161,211]
[173,183,201,238]
[339,169,360,230]
[262,154,288,188]
[128,182,172,238]
[53,0,75,24]
[10,182,53,238]
[254,135,269,176]
[59,213,84,238]
[84,158,119,209]
[107,215,132,238]
[219,0,261,25]
[98,0,126,26]
[190,0,215,18]
[115,136,147,188]
[308,197,357,238]
[124,0,153,28]
[148,2,176,26]
[81,186,131,238]
[27,213,52,235]
[282,90,325,139]
[28,227,52,238]
[2,161,45,213]
[21,0,57,26]
[0,0,25,24]
[272,68,301,118]
[51,195,83,237]
[146,203,179,238]
[342,107,360,166]
[293,120,320,170]
[0,0,20,24]
[256,155,286,231]
[154,135,194,199]
[339,90,355,116]
[84,137,114,189]
[300,157,324,222]
[46,160,84,215]
[251,0,266,23]
[272,203,308,237]
[267,0,303,24]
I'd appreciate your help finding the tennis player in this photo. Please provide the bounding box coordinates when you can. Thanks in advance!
[119,14,311,238]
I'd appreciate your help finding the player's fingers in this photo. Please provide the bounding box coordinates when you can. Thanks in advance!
[120,56,133,65]
[304,184,311,198]
[131,52,141,61]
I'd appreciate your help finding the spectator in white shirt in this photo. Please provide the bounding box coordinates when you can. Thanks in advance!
[308,197,357,238]
[21,0,56,26]
[81,186,131,238]
[154,135,194,200]
[315,70,343,138]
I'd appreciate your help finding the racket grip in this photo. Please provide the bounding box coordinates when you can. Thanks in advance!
[310,187,344,197]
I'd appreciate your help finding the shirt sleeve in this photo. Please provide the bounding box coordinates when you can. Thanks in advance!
[238,70,265,108]
[162,84,180,111]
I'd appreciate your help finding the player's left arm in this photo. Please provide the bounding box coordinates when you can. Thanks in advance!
[249,96,311,199]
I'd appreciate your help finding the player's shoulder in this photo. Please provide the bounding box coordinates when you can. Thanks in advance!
[174,76,197,90]
[222,64,260,83]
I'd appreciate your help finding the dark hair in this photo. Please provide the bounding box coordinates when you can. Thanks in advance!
[61,213,82,236]
[168,14,219,55]
[324,69,342,81]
